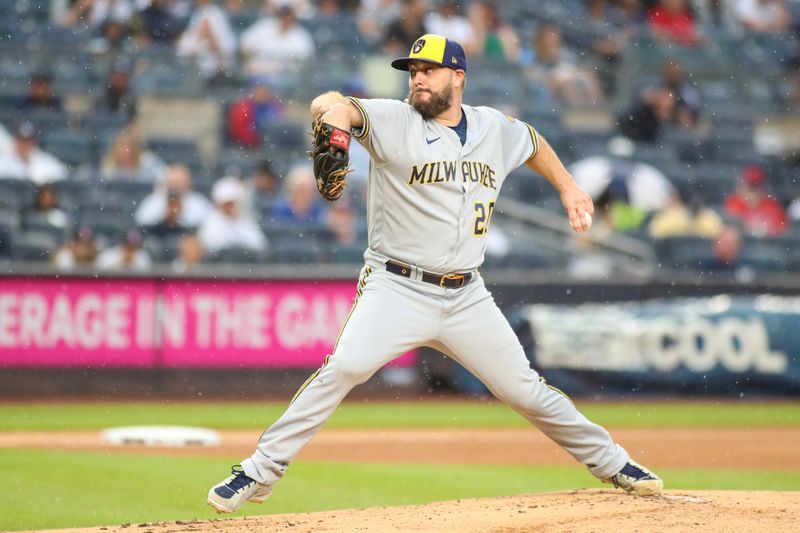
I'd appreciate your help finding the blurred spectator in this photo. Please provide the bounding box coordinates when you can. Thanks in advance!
[383,0,429,56]
[176,0,237,80]
[27,183,71,230]
[358,0,403,45]
[787,192,800,222]
[98,57,137,117]
[89,19,129,53]
[570,137,669,233]
[731,0,791,33]
[140,189,190,238]
[52,225,99,270]
[425,1,475,45]
[618,87,676,142]
[700,225,754,281]
[648,0,702,47]
[325,196,361,245]
[466,0,520,60]
[0,122,14,157]
[198,176,268,254]
[655,58,701,127]
[271,164,325,224]
[96,228,153,271]
[100,129,167,182]
[227,77,285,148]
[135,164,213,229]
[579,0,634,94]
[597,177,649,233]
[0,121,69,184]
[243,160,282,220]
[137,0,183,44]
[61,0,135,31]
[648,186,724,238]
[613,0,647,25]
[789,72,800,106]
[240,5,314,76]
[522,23,605,106]
[17,73,63,113]
[485,223,511,263]
[259,0,314,19]
[724,165,788,236]
[171,232,206,272]
[311,0,365,52]
[691,0,741,31]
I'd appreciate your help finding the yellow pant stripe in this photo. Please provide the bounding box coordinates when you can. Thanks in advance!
[547,384,575,408]
[290,268,372,405]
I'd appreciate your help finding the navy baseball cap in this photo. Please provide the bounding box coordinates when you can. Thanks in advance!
[391,34,468,73]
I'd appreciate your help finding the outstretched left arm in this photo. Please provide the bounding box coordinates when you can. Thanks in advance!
[525,135,593,232]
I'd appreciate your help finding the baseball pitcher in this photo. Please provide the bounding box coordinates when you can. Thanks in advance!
[208,34,663,513]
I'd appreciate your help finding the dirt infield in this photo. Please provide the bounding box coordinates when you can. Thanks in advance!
[17,490,800,533]
[2,427,799,470]
[5,428,799,532]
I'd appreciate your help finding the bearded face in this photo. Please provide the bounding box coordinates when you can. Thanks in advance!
[408,80,453,120]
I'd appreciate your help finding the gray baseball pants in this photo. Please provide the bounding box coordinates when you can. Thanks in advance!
[241,264,629,486]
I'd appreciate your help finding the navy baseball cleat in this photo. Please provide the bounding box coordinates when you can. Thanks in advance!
[207,465,272,513]
[605,460,663,496]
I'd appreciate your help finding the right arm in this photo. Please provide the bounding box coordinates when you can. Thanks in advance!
[309,91,363,131]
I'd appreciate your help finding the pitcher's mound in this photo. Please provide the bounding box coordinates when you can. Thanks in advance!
[29,489,800,533]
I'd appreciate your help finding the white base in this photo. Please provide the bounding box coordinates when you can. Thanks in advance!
[100,426,220,447]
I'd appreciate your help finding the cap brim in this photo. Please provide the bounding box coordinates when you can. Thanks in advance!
[391,57,447,71]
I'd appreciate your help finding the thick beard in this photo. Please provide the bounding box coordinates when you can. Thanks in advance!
[408,83,453,120]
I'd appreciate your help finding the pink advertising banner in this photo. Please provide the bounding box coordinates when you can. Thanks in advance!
[0,277,416,369]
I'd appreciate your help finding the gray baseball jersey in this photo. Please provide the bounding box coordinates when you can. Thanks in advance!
[239,98,630,493]
[348,97,538,273]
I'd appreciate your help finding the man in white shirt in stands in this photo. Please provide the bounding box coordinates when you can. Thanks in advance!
[176,0,237,79]
[0,121,68,184]
[135,164,213,230]
[239,5,314,77]
[199,176,268,255]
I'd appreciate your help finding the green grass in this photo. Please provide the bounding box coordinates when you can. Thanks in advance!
[1,400,799,432]
[1,449,799,532]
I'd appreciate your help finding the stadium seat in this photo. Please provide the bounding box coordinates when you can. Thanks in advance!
[505,247,563,269]
[655,236,714,270]
[26,109,72,133]
[52,179,92,211]
[10,230,59,261]
[262,121,307,152]
[270,237,324,264]
[147,138,200,166]
[99,180,154,209]
[0,206,19,258]
[329,241,366,264]
[42,131,94,167]
[208,246,268,264]
[21,213,70,242]
[81,113,129,138]
[0,179,36,208]
[262,222,332,242]
[741,237,792,272]
[78,206,132,243]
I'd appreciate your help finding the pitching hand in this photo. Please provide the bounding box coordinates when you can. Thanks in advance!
[560,184,594,233]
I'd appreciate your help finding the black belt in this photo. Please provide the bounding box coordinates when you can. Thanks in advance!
[385,260,473,289]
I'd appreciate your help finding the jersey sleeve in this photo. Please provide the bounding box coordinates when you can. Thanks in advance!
[494,110,540,171]
[346,97,413,166]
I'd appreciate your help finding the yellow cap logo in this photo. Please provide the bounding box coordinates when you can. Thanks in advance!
[412,39,425,54]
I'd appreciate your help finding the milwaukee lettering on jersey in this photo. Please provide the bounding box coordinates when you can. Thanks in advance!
[409,160,496,190]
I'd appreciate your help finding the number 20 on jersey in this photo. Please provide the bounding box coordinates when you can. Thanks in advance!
[474,201,495,235]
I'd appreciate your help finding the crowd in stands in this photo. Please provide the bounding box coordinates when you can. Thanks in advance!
[0,0,799,277]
